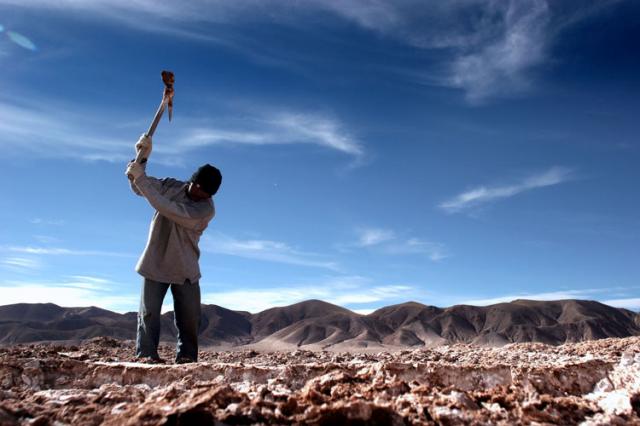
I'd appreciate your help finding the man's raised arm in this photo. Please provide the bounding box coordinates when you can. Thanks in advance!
[126,162,214,232]
[129,134,153,196]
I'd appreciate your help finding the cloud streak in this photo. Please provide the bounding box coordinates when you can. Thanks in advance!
[601,298,640,311]
[460,289,601,306]
[353,228,448,261]
[602,297,640,311]
[0,99,133,163]
[0,257,42,271]
[447,0,550,103]
[180,112,364,160]
[460,288,640,311]
[1,245,134,258]
[203,276,418,313]
[356,228,396,247]
[439,166,574,213]
[384,238,448,262]
[30,218,65,226]
[0,97,362,164]
[2,0,610,103]
[0,278,137,312]
[202,233,339,271]
[319,1,616,102]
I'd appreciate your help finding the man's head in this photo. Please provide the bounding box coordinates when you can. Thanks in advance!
[188,164,222,201]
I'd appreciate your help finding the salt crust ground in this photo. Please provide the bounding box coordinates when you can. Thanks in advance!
[1,337,639,425]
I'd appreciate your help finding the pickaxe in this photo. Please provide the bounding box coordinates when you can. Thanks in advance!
[134,70,175,164]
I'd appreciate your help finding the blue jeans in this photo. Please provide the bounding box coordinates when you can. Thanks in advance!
[136,278,201,361]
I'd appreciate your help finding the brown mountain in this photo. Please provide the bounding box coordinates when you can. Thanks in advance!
[250,299,353,339]
[164,304,253,346]
[369,299,640,346]
[0,299,638,348]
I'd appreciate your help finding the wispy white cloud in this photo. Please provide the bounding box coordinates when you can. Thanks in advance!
[32,235,62,244]
[178,112,364,160]
[30,218,65,226]
[201,233,339,271]
[459,288,640,310]
[0,99,133,163]
[204,288,311,313]
[439,166,574,213]
[0,256,42,271]
[601,298,640,311]
[384,238,448,262]
[318,1,489,50]
[202,276,418,313]
[447,0,550,103]
[0,97,362,164]
[2,1,615,103]
[319,1,610,102]
[356,228,396,247]
[352,228,448,261]
[1,245,134,258]
[271,113,363,158]
[0,279,137,312]
[0,0,242,24]
[329,284,413,305]
[460,289,602,306]
[65,275,112,290]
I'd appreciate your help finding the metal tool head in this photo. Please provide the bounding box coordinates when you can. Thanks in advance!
[161,70,174,121]
[144,70,175,139]
[161,70,174,90]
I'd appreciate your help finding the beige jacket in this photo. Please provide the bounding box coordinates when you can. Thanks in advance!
[130,173,215,284]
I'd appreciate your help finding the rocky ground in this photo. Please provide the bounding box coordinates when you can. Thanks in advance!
[1,337,639,425]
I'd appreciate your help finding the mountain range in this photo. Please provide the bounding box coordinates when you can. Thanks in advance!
[1,299,639,348]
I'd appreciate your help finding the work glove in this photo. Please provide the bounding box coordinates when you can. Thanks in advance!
[135,133,152,158]
[125,161,145,181]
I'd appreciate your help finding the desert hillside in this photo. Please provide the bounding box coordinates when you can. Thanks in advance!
[1,299,639,348]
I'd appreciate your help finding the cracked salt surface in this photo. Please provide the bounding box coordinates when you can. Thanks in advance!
[1,336,639,424]
[582,351,640,423]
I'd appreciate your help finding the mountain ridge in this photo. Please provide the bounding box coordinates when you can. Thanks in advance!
[1,299,638,348]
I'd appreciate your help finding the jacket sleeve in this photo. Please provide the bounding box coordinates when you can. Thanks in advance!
[133,175,215,231]
[129,163,172,197]
[129,163,156,196]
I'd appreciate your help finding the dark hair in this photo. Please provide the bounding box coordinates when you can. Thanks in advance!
[190,164,222,196]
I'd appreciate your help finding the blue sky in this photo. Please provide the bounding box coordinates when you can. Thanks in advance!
[1,0,639,314]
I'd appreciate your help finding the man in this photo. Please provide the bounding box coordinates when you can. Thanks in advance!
[125,134,222,364]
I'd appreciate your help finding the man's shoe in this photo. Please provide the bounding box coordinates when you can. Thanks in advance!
[175,356,197,364]
[135,356,166,364]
